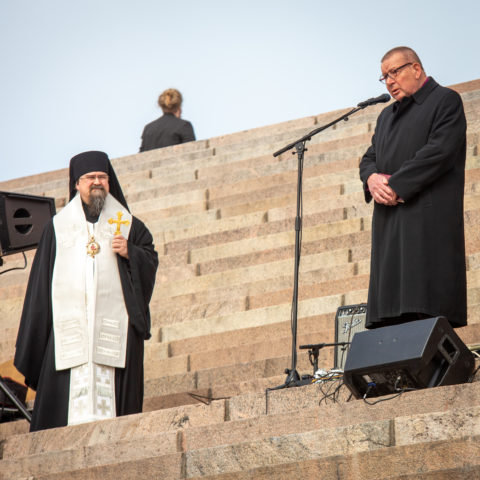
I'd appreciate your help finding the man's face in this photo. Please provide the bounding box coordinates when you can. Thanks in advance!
[75,171,110,205]
[381,52,424,101]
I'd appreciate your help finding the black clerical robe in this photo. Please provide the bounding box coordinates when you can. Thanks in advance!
[139,113,195,152]
[359,78,467,329]
[14,216,158,431]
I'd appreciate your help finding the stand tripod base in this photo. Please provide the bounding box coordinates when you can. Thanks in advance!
[268,369,314,391]
[0,376,31,423]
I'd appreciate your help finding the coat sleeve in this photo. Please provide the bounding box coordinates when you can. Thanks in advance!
[359,133,379,203]
[180,121,196,143]
[139,126,148,152]
[388,90,466,202]
[119,217,158,339]
[14,220,56,391]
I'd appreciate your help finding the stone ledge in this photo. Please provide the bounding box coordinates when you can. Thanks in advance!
[185,418,393,478]
[158,294,344,343]
[184,399,480,479]
[0,452,184,480]
[187,436,480,480]
[1,370,479,479]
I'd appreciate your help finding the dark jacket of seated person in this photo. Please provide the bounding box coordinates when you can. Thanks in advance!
[139,113,195,152]
[139,88,196,152]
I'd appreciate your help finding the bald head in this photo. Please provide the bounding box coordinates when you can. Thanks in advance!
[382,46,424,71]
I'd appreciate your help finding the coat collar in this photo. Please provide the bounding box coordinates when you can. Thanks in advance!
[411,77,438,104]
[392,77,438,115]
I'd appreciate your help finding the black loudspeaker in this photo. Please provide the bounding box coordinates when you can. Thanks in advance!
[343,316,475,399]
[0,191,56,257]
[334,303,367,370]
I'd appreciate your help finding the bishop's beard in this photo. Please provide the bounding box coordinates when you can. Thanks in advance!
[87,186,107,216]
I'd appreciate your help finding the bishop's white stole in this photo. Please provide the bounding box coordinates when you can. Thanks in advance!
[52,193,132,425]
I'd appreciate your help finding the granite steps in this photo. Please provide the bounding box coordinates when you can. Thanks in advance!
[1,379,479,480]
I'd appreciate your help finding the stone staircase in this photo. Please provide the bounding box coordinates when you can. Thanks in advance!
[0,78,479,479]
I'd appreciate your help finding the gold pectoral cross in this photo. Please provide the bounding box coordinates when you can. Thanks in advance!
[108,211,130,236]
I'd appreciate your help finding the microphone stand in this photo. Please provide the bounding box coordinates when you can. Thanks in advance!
[0,375,31,423]
[299,342,351,376]
[269,104,369,391]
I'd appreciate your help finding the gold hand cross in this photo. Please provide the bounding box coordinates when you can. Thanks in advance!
[108,211,130,235]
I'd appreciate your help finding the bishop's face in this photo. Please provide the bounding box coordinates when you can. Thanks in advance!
[76,171,110,205]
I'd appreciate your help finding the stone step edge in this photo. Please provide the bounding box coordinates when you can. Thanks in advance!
[9,435,480,480]
[186,436,480,480]
[3,391,478,466]
[174,404,480,478]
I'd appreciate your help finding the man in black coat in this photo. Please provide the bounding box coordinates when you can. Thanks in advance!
[359,46,467,329]
[15,151,158,431]
[140,88,195,152]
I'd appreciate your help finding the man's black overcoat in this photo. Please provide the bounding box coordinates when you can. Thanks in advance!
[359,78,467,328]
[14,216,158,431]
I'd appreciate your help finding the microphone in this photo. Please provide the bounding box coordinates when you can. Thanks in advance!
[357,93,391,108]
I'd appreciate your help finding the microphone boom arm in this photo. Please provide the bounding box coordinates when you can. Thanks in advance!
[273,105,364,157]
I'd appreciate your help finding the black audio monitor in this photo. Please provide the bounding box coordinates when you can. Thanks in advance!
[0,191,56,256]
[343,316,475,399]
[334,303,367,370]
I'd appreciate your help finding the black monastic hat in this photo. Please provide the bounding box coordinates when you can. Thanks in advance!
[68,151,129,211]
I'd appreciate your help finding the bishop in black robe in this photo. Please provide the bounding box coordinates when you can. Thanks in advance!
[14,152,158,431]
[360,52,467,330]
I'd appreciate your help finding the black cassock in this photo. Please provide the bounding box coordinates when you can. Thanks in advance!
[14,216,158,431]
[359,78,467,329]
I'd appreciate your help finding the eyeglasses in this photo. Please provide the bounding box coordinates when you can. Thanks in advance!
[379,62,413,83]
[79,174,109,183]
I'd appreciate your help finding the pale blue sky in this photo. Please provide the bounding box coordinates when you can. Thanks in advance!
[1,0,479,182]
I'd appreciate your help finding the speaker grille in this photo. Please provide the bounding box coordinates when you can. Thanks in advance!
[0,191,56,256]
